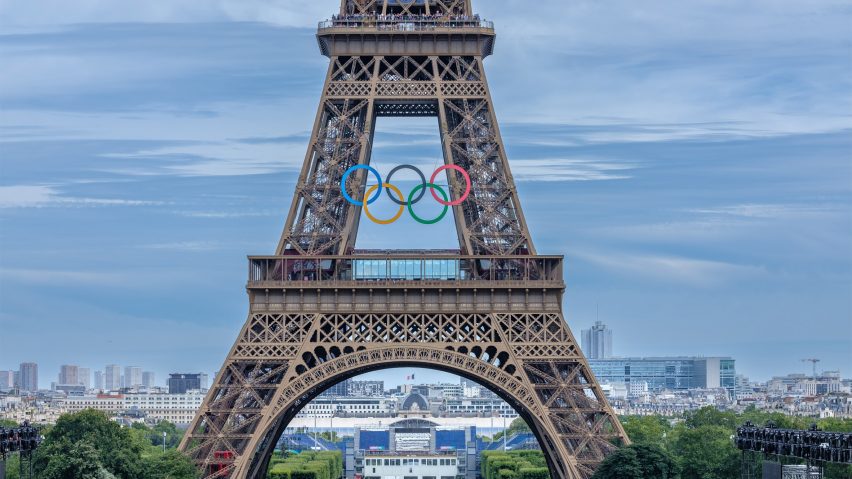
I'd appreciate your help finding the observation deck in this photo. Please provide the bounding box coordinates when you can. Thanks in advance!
[316,14,496,57]
[246,254,565,315]
[248,253,563,289]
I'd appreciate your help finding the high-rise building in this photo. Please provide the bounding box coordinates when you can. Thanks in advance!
[321,379,352,397]
[168,373,204,394]
[142,371,156,388]
[125,366,143,388]
[59,365,79,386]
[78,368,91,389]
[581,321,613,359]
[105,364,121,391]
[200,373,209,390]
[588,356,737,394]
[0,370,13,389]
[19,362,38,392]
[94,370,104,391]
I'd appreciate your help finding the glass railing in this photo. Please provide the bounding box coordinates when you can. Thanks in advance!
[318,16,494,31]
[248,254,562,285]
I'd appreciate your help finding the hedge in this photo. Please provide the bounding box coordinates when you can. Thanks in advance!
[482,451,551,479]
[267,451,343,479]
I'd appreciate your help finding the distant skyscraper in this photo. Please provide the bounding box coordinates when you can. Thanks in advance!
[581,321,613,359]
[78,368,91,389]
[321,379,352,397]
[105,364,121,391]
[19,362,38,392]
[200,373,209,390]
[0,371,13,389]
[94,370,105,390]
[168,373,204,394]
[59,365,79,385]
[142,371,156,388]
[125,367,143,388]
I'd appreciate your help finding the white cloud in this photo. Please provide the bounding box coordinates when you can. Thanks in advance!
[510,158,634,182]
[0,185,161,208]
[572,250,766,286]
[688,204,841,219]
[100,140,305,177]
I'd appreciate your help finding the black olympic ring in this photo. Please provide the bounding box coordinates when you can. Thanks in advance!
[384,164,427,206]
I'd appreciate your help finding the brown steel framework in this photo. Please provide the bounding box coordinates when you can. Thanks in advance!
[180,1,629,478]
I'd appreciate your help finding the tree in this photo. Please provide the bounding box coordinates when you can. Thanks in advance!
[38,440,116,479]
[34,410,146,478]
[670,425,738,479]
[621,415,671,447]
[145,450,200,479]
[591,443,679,479]
[33,410,198,479]
[682,407,738,431]
[590,447,643,479]
[132,421,185,449]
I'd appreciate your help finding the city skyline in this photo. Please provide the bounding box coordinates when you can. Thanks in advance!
[1,0,850,386]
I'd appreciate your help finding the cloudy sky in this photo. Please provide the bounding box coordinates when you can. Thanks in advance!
[0,0,850,390]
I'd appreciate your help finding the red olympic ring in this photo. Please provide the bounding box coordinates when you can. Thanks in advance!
[429,165,471,206]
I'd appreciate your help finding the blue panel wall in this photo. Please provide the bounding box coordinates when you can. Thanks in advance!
[435,430,466,450]
[359,430,390,450]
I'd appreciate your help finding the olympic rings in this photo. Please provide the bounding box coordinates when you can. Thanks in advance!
[340,163,471,225]
[408,183,449,225]
[341,165,383,206]
[363,183,405,225]
[385,164,427,206]
[430,164,471,206]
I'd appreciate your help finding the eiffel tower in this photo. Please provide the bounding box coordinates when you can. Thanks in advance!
[179,1,629,478]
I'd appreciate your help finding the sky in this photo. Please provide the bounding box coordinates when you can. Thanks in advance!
[0,0,850,390]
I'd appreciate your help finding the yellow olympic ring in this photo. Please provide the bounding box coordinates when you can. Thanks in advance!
[362,183,405,225]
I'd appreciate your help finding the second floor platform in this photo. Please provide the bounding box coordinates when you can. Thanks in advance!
[247,252,564,290]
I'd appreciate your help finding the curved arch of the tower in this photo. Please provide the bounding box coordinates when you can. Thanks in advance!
[179,1,629,478]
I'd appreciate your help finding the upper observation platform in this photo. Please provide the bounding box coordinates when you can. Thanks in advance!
[317,13,496,57]
[247,253,563,289]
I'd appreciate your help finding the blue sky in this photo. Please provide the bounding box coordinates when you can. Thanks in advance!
[0,0,850,389]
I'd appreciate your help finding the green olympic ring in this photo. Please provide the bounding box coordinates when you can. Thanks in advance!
[407,183,449,225]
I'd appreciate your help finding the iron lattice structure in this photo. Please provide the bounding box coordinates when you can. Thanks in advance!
[180,1,628,478]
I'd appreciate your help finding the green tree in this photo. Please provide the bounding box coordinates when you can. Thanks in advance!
[39,440,116,479]
[590,447,643,479]
[592,443,679,479]
[682,407,739,431]
[32,410,198,479]
[132,421,185,449]
[145,450,200,479]
[34,410,146,478]
[621,415,672,448]
[671,425,738,479]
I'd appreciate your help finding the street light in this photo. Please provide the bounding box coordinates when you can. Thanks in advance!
[503,415,507,451]
[162,431,167,453]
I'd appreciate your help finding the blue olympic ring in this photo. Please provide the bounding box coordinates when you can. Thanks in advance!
[340,165,383,206]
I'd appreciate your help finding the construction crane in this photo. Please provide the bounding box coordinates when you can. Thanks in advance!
[801,358,820,380]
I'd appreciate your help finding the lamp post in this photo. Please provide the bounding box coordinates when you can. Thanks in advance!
[162,431,167,453]
[502,415,507,451]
